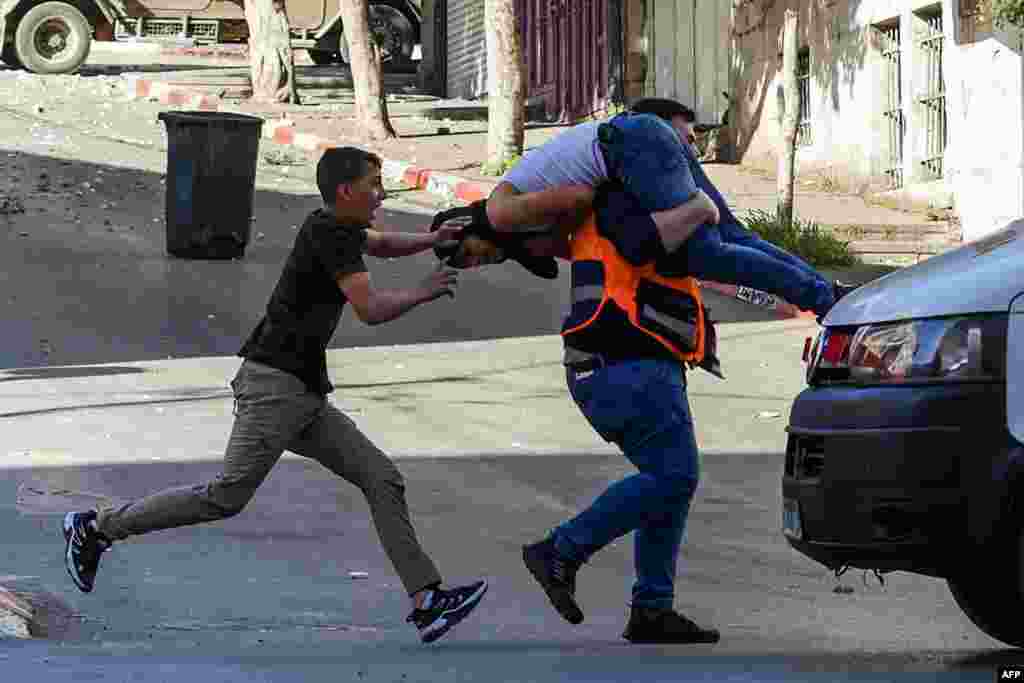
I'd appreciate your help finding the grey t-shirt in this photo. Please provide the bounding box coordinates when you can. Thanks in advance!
[502,121,609,193]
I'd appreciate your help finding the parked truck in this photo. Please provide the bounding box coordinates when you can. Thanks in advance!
[0,0,420,74]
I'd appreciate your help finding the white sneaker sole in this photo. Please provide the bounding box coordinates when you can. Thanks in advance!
[63,512,91,593]
[420,581,488,643]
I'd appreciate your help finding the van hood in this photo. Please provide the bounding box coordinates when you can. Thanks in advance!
[824,220,1024,327]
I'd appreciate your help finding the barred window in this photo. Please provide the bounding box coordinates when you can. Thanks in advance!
[796,48,811,147]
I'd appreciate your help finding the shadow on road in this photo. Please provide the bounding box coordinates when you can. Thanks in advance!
[0,451,1009,676]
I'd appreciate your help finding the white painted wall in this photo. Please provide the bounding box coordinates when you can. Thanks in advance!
[735,0,1024,239]
[943,32,1024,241]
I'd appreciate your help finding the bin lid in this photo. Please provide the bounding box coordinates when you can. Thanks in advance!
[158,111,264,127]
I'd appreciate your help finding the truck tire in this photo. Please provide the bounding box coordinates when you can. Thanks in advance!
[2,43,24,68]
[337,4,415,66]
[946,526,1024,647]
[307,49,337,66]
[13,1,92,75]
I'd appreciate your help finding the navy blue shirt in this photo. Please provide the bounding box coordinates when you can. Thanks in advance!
[239,209,368,394]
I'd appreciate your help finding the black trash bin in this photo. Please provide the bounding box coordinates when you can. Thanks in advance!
[158,111,264,260]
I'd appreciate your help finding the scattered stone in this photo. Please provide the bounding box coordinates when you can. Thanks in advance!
[0,196,25,215]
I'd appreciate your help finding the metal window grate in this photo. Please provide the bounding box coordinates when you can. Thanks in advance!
[115,17,219,43]
[918,9,946,180]
[878,24,904,189]
[796,48,811,146]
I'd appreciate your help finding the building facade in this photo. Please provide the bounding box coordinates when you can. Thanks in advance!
[731,0,1024,240]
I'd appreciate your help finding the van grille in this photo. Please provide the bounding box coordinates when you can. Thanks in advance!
[786,434,825,480]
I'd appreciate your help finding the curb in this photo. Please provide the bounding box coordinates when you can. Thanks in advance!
[159,45,249,60]
[128,80,812,320]
[129,77,221,110]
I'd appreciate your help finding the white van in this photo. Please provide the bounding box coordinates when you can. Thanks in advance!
[783,220,1024,647]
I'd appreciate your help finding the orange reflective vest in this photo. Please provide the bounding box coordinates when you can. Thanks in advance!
[561,212,706,363]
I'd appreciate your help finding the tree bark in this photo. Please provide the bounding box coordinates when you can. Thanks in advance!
[244,0,300,104]
[777,8,799,229]
[484,0,525,175]
[341,0,396,141]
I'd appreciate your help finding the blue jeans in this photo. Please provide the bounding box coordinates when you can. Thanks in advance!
[601,114,835,316]
[554,358,699,610]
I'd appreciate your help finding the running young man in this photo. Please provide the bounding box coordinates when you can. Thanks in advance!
[63,146,487,644]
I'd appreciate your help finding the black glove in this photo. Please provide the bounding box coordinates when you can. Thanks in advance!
[430,201,559,280]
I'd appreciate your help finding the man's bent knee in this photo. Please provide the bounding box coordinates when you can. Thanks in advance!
[204,478,260,519]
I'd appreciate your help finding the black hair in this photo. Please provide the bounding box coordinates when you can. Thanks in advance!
[629,98,696,123]
[316,147,382,205]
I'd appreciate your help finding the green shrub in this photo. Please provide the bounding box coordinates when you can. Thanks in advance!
[739,209,859,268]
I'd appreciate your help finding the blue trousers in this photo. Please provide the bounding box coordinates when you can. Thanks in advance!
[602,113,835,317]
[554,358,699,610]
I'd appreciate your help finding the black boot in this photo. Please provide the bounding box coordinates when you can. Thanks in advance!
[522,537,584,624]
[622,606,720,644]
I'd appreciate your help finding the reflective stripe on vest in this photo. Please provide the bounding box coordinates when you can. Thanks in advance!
[561,212,706,363]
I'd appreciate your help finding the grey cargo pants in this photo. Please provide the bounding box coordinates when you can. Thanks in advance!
[96,359,443,596]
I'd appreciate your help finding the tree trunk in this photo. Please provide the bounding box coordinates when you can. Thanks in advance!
[777,9,799,229]
[484,0,525,175]
[341,0,396,141]
[244,0,300,104]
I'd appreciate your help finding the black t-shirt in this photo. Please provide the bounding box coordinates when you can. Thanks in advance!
[239,209,368,394]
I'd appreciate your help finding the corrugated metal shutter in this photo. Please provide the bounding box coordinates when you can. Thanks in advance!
[446,0,487,99]
[649,0,730,125]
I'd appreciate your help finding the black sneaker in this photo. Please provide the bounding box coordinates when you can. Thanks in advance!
[622,606,720,644]
[522,537,584,625]
[63,511,110,593]
[406,580,488,644]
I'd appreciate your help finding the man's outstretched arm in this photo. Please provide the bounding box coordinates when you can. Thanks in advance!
[486,182,596,233]
[487,181,718,260]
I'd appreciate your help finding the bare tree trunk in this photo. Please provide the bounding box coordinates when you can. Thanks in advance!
[341,0,396,140]
[484,0,525,175]
[244,0,300,104]
[777,9,799,228]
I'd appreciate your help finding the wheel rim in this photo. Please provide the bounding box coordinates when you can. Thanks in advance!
[32,18,75,63]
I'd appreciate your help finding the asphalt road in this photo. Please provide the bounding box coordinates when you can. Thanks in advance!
[0,449,1015,682]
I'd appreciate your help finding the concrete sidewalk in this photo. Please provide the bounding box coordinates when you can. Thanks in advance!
[0,319,814,466]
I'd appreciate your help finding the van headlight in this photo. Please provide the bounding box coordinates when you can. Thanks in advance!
[806,315,1008,385]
